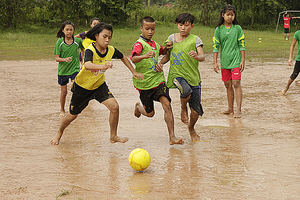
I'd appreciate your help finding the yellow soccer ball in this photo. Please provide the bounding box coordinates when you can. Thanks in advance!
[128,148,151,171]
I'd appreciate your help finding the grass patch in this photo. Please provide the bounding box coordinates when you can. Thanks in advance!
[0,25,293,61]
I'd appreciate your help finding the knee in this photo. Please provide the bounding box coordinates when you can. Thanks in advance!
[146,111,155,117]
[224,81,232,89]
[232,82,241,89]
[110,102,119,113]
[290,71,299,80]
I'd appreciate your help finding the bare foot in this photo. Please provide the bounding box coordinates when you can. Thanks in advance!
[234,112,242,118]
[110,136,129,143]
[134,103,141,118]
[188,126,200,142]
[281,89,287,96]
[169,137,184,145]
[181,107,189,125]
[50,131,62,145]
[222,110,234,115]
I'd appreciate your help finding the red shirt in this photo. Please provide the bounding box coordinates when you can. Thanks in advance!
[284,17,291,29]
[130,36,164,60]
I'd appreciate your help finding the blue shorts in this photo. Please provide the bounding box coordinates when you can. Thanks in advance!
[173,77,204,116]
[58,72,79,86]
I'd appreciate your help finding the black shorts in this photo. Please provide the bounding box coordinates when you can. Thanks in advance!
[290,61,300,80]
[58,71,78,86]
[69,82,114,115]
[139,82,171,113]
[284,28,290,33]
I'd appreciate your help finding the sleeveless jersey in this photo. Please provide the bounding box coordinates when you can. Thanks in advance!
[75,43,115,90]
[132,38,165,90]
[167,34,201,88]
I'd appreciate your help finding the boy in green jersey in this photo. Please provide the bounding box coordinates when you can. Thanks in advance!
[281,29,300,95]
[131,16,183,145]
[213,5,245,118]
[158,13,205,142]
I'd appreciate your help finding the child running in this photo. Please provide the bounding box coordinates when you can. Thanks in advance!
[281,28,300,95]
[158,13,205,142]
[54,21,84,119]
[213,4,245,118]
[51,22,143,145]
[131,16,183,145]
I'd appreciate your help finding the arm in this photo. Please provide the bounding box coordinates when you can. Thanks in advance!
[84,61,112,71]
[240,50,245,72]
[292,17,300,19]
[288,38,297,66]
[131,51,155,63]
[213,52,219,73]
[213,28,221,73]
[121,56,144,80]
[74,34,81,38]
[55,54,72,63]
[156,51,170,72]
[162,41,173,55]
[189,46,205,62]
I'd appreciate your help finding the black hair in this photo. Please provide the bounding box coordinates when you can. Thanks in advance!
[140,16,155,26]
[216,4,238,27]
[56,20,75,38]
[90,17,100,25]
[85,22,113,41]
[175,13,195,24]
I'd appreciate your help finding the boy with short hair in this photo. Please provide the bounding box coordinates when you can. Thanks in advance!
[158,13,205,142]
[131,16,184,145]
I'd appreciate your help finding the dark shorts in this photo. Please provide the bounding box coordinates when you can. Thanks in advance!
[284,28,290,33]
[173,77,204,116]
[58,72,79,86]
[290,61,300,80]
[69,82,114,115]
[139,82,171,113]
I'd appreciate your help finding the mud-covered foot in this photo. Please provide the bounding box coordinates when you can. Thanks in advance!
[110,136,129,143]
[281,89,287,96]
[234,111,242,118]
[188,126,200,142]
[134,103,141,118]
[169,137,184,145]
[222,110,234,115]
[181,107,189,125]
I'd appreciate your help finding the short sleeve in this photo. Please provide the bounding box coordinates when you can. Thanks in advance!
[112,48,124,59]
[54,38,62,55]
[130,42,143,60]
[237,25,245,51]
[84,49,93,62]
[195,36,203,48]
[213,27,220,53]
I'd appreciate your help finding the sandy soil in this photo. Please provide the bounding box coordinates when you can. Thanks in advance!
[0,59,299,200]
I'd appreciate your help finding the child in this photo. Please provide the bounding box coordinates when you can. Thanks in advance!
[131,16,183,145]
[75,17,100,49]
[158,13,205,142]
[213,5,245,118]
[283,12,291,40]
[281,28,300,95]
[51,23,143,145]
[54,21,84,118]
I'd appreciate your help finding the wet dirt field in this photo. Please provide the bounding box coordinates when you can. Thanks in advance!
[0,59,299,199]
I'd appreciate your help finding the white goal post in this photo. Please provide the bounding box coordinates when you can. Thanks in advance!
[276,10,300,32]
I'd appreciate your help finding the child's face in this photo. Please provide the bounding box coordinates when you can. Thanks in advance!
[63,24,74,38]
[91,20,100,28]
[177,21,194,36]
[222,10,235,24]
[95,29,112,49]
[140,21,155,40]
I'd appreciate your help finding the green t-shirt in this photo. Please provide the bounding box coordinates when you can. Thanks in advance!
[54,37,83,75]
[213,24,245,69]
[132,38,165,90]
[167,34,201,88]
[294,30,300,61]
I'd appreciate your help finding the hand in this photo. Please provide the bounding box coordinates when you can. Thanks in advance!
[164,41,173,50]
[189,51,198,60]
[133,72,144,80]
[214,63,220,73]
[155,63,163,72]
[104,61,113,70]
[288,59,293,66]
[240,60,245,72]
[64,57,72,62]
[144,51,155,59]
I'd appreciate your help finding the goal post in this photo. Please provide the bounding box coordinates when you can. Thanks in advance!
[276,10,300,32]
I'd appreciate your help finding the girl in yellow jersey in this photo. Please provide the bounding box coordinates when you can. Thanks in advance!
[51,23,143,145]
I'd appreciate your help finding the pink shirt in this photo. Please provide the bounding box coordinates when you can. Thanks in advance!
[284,17,291,29]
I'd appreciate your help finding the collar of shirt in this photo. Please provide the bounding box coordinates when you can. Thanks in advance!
[139,35,152,43]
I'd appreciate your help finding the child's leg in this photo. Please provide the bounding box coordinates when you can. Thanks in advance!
[180,95,191,125]
[232,80,242,118]
[189,108,200,142]
[282,61,300,95]
[134,102,155,118]
[282,78,294,95]
[223,80,234,114]
[102,98,128,143]
[60,85,68,116]
[51,113,78,145]
[159,96,184,145]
